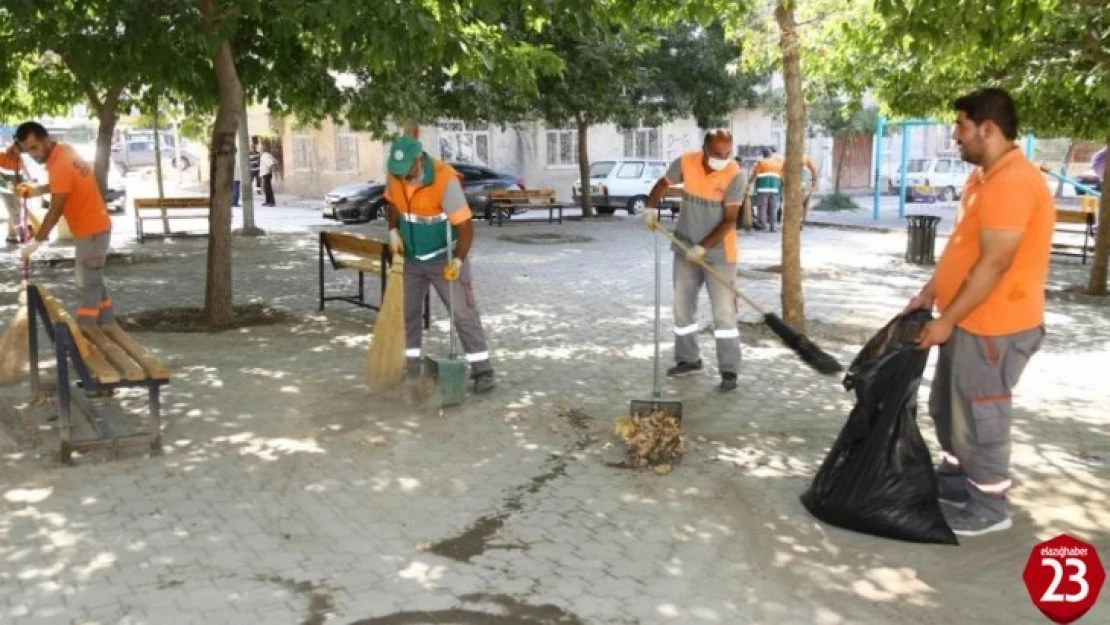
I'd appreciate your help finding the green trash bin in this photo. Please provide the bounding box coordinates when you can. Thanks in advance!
[905,215,942,265]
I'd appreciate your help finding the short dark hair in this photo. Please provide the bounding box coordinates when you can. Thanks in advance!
[953,88,1018,141]
[703,128,733,148]
[15,122,48,142]
[761,147,772,158]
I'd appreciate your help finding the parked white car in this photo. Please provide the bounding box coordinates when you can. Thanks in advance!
[890,156,972,202]
[572,159,668,215]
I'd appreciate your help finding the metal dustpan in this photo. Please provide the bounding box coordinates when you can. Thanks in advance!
[424,221,467,407]
[631,219,682,421]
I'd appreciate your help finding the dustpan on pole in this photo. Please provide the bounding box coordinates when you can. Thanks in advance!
[423,220,467,407]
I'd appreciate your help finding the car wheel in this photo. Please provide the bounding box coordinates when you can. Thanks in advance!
[938,186,956,202]
[368,199,387,223]
[627,196,647,215]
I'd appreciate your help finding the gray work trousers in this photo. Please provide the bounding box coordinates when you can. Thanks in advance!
[754,193,779,230]
[673,252,741,374]
[929,326,1044,520]
[403,258,493,375]
[75,230,114,327]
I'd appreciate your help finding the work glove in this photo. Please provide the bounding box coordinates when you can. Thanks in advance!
[20,239,41,262]
[686,244,706,263]
[388,228,403,255]
[443,258,462,282]
[644,207,659,231]
[16,182,36,198]
[439,256,461,280]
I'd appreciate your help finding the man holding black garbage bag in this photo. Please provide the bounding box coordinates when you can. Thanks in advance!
[906,88,1054,537]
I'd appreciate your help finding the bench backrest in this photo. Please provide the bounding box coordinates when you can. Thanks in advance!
[320,231,386,259]
[1057,210,1094,225]
[134,197,210,212]
[491,188,557,204]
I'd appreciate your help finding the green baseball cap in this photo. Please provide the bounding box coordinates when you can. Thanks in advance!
[387,136,423,176]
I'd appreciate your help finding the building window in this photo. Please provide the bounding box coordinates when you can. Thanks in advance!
[437,120,490,165]
[292,130,314,171]
[546,127,577,167]
[334,125,358,172]
[623,126,660,159]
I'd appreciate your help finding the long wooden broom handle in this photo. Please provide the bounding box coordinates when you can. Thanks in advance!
[654,226,767,316]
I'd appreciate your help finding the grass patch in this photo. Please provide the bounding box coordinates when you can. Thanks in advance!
[813,193,859,212]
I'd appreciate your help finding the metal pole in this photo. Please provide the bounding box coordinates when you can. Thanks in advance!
[899,121,909,219]
[873,115,884,220]
[1024,134,1035,159]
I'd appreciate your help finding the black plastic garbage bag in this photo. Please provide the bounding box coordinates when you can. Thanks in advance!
[800,311,958,545]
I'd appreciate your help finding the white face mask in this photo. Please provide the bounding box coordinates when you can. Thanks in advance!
[706,157,730,171]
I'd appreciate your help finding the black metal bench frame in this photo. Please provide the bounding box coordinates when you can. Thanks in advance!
[26,285,167,465]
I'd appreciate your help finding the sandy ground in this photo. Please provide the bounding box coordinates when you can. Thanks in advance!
[0,208,1107,624]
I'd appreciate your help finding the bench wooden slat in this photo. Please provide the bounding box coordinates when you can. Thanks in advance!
[134,198,210,209]
[102,325,170,380]
[37,286,92,359]
[321,232,387,259]
[1057,210,1092,225]
[336,258,383,274]
[82,326,146,382]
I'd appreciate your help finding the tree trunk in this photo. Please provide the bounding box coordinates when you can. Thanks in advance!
[93,110,118,199]
[237,98,263,236]
[1055,140,1074,198]
[775,1,806,331]
[834,136,850,194]
[575,112,595,218]
[201,0,242,328]
[1087,134,1110,296]
[152,94,165,200]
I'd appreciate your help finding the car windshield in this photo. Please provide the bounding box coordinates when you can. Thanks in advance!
[905,159,929,173]
[590,162,615,178]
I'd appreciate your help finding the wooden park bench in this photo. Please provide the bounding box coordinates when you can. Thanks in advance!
[318,231,429,328]
[134,196,210,242]
[25,284,170,464]
[488,189,572,226]
[1053,196,1099,265]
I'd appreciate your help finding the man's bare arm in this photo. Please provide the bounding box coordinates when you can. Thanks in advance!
[454,219,474,261]
[937,229,1022,325]
[645,178,671,209]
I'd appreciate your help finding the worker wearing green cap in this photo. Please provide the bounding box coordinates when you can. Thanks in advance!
[384,135,496,394]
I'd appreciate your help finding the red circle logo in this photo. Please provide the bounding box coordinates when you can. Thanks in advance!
[1023,534,1105,623]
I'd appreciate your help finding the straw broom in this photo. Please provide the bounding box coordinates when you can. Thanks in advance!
[0,174,31,384]
[365,255,407,390]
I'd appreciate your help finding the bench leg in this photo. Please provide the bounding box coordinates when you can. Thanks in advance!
[358,271,365,304]
[150,385,163,457]
[57,332,73,466]
[319,242,326,311]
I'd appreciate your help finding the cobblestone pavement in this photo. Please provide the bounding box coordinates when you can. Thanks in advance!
[0,211,1108,625]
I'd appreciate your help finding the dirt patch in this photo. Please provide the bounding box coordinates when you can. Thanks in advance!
[350,593,589,625]
[734,319,873,346]
[0,404,42,452]
[258,575,335,625]
[1046,284,1110,306]
[497,233,593,245]
[752,264,845,281]
[116,304,298,333]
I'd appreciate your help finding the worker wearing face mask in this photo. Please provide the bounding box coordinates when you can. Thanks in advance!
[645,129,746,392]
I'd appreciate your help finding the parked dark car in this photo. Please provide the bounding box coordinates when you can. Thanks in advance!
[322,180,386,224]
[322,162,523,224]
[449,162,525,219]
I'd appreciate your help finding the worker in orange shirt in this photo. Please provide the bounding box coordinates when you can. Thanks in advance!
[906,89,1053,537]
[771,148,818,226]
[744,148,782,232]
[2,122,116,327]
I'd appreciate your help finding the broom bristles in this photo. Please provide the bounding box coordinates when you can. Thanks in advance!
[365,261,407,391]
[0,288,30,384]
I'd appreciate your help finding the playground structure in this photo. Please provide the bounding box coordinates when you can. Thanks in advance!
[870,117,1103,220]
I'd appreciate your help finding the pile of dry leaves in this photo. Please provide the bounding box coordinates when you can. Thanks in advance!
[613,409,684,472]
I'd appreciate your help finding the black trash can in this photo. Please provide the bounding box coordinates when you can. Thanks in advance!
[904,215,942,265]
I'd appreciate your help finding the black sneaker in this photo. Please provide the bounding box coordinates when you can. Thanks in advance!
[719,372,738,392]
[473,372,496,394]
[666,361,703,377]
